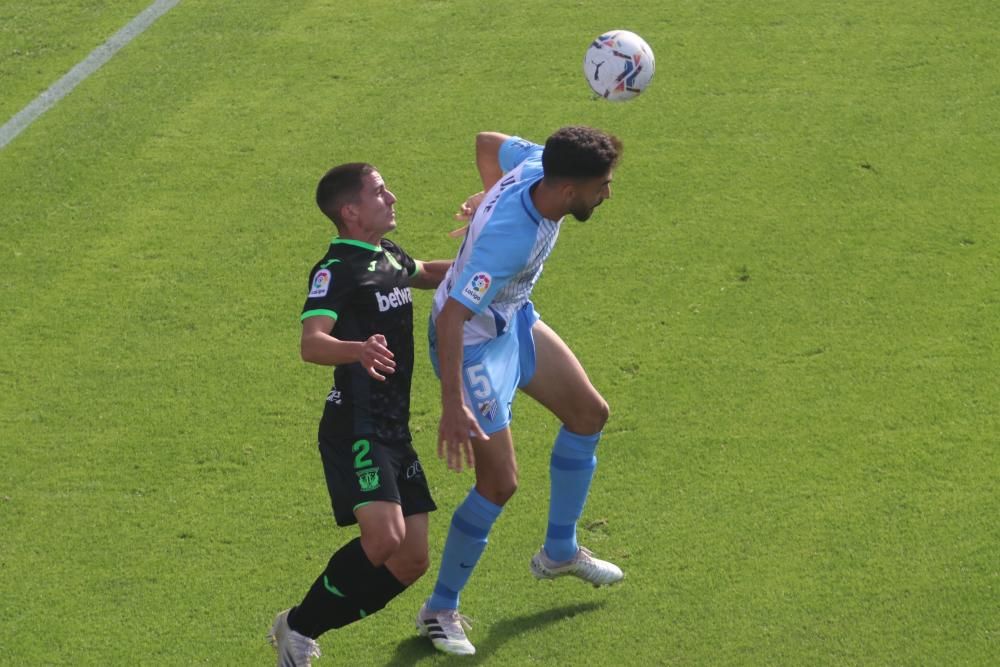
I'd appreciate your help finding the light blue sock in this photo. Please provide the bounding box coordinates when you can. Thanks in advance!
[428,488,503,611]
[544,427,599,562]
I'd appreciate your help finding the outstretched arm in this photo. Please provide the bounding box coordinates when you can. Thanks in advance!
[410,259,452,290]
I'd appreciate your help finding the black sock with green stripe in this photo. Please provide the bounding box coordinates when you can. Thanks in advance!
[287,537,406,638]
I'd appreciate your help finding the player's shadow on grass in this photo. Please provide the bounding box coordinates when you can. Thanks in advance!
[385,600,606,665]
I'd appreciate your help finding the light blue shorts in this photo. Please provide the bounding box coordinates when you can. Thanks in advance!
[428,302,539,435]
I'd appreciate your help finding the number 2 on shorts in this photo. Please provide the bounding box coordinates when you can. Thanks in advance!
[352,439,373,469]
[465,363,492,400]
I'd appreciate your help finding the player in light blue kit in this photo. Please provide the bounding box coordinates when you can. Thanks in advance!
[415,127,625,655]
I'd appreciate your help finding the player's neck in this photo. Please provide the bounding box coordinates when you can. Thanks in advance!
[337,224,383,247]
[531,180,567,222]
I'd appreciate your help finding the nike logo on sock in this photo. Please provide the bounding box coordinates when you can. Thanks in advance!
[459,562,474,569]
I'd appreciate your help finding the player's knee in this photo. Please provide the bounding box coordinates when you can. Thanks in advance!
[408,552,430,580]
[477,476,518,506]
[567,396,610,435]
[385,545,429,585]
[595,398,610,430]
[360,527,405,566]
[495,479,518,505]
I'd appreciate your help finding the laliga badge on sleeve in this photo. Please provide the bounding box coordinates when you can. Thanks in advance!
[309,269,332,298]
[461,272,492,305]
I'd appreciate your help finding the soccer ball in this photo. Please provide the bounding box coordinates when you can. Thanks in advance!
[584,30,655,101]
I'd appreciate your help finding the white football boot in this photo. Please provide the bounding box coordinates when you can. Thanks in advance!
[530,546,624,587]
[415,601,476,655]
[268,609,322,667]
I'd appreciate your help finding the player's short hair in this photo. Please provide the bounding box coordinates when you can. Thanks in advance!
[542,126,622,181]
[316,162,376,226]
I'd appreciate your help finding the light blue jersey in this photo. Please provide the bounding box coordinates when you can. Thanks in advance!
[432,137,561,345]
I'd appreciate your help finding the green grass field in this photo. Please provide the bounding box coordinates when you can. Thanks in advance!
[2,1,997,664]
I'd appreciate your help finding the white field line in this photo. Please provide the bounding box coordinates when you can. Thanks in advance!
[0,0,180,150]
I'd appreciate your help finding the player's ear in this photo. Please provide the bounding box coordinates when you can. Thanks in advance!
[340,201,359,223]
[558,180,578,203]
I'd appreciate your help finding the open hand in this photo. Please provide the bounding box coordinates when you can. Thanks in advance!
[438,402,488,472]
[360,334,395,381]
[449,190,485,238]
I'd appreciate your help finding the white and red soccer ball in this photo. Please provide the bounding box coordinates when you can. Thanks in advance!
[584,30,655,101]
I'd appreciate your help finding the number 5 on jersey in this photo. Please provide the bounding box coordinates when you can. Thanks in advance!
[465,364,492,400]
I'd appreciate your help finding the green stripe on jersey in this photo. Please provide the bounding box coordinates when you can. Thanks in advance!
[331,237,381,252]
[301,309,338,321]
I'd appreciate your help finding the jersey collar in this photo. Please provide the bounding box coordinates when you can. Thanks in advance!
[522,176,560,225]
[330,237,383,252]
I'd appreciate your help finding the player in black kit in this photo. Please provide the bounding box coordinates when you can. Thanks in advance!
[269,163,451,666]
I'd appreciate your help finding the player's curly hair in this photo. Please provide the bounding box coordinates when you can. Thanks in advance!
[542,126,622,180]
[316,162,376,226]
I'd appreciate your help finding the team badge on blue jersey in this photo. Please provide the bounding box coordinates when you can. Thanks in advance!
[462,272,492,305]
[309,269,331,297]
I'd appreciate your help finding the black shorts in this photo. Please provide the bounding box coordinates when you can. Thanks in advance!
[318,432,437,527]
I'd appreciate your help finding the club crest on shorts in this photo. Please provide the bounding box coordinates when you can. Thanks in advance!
[478,399,499,422]
[461,272,492,305]
[309,269,331,297]
[356,467,381,492]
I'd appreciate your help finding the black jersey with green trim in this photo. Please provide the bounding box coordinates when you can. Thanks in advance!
[301,237,418,443]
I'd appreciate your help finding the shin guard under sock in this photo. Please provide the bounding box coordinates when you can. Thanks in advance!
[544,427,599,562]
[287,537,406,638]
[427,488,503,610]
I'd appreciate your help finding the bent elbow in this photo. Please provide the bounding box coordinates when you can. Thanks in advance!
[300,339,319,364]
